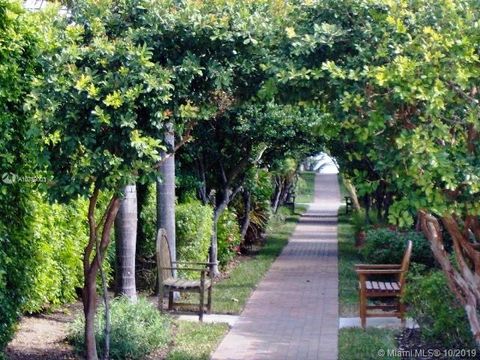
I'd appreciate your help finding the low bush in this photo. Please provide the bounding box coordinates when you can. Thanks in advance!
[69,297,171,359]
[360,228,435,267]
[217,209,241,266]
[404,268,473,348]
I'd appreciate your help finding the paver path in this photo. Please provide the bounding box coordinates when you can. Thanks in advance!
[213,174,341,360]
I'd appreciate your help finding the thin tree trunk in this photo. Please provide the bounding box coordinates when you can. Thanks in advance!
[157,122,176,280]
[97,235,110,359]
[114,185,138,300]
[84,272,98,360]
[84,192,121,360]
[343,178,361,211]
[272,177,282,214]
[240,190,251,240]
[210,186,242,276]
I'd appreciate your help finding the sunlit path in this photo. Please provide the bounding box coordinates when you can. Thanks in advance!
[213,174,341,360]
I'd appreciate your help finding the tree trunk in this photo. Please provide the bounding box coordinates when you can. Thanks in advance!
[83,272,98,360]
[157,122,176,278]
[419,211,480,346]
[343,178,361,211]
[84,192,121,360]
[209,186,241,277]
[272,177,283,213]
[240,190,251,240]
[114,185,138,300]
[210,204,226,277]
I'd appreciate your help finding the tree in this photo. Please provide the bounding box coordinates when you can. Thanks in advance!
[33,0,174,357]
[280,0,480,344]
[179,102,322,274]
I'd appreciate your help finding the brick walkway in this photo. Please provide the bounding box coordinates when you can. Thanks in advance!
[212,174,341,360]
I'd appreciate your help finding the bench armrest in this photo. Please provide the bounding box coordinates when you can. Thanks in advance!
[355,268,405,275]
[172,261,218,266]
[161,266,207,272]
[355,264,401,269]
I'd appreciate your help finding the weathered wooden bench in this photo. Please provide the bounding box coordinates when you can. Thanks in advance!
[156,228,215,321]
[355,240,412,328]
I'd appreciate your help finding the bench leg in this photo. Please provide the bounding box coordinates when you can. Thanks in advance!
[199,287,205,322]
[207,286,212,313]
[399,300,406,328]
[168,291,174,311]
[159,285,164,312]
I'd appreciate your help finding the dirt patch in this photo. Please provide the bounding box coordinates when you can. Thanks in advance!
[5,316,77,360]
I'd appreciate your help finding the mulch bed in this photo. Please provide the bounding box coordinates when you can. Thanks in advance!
[397,328,480,360]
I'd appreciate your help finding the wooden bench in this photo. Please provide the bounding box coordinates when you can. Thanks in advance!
[345,196,352,214]
[156,228,215,321]
[355,240,412,328]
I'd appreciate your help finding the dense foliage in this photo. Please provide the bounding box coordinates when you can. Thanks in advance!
[217,209,242,266]
[25,196,88,312]
[0,0,41,350]
[405,268,474,348]
[176,200,213,276]
[69,297,171,359]
[360,228,435,268]
[1,0,479,352]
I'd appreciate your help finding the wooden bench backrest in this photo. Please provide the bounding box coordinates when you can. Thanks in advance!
[399,240,413,288]
[156,228,173,284]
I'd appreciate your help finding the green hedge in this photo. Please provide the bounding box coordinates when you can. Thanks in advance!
[23,195,88,312]
[176,200,213,278]
[0,189,36,352]
[0,0,41,351]
[217,209,241,266]
[360,228,435,268]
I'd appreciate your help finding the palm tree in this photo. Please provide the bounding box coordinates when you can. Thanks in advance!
[114,185,138,300]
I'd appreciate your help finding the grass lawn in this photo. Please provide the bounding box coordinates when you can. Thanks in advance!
[338,328,398,360]
[166,321,229,360]
[337,207,361,317]
[296,171,316,204]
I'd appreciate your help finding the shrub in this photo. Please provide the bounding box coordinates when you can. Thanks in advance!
[138,184,157,258]
[23,193,114,313]
[23,195,88,312]
[0,193,35,352]
[176,200,213,278]
[217,209,241,266]
[404,268,474,348]
[0,0,41,350]
[69,297,171,359]
[360,228,435,267]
